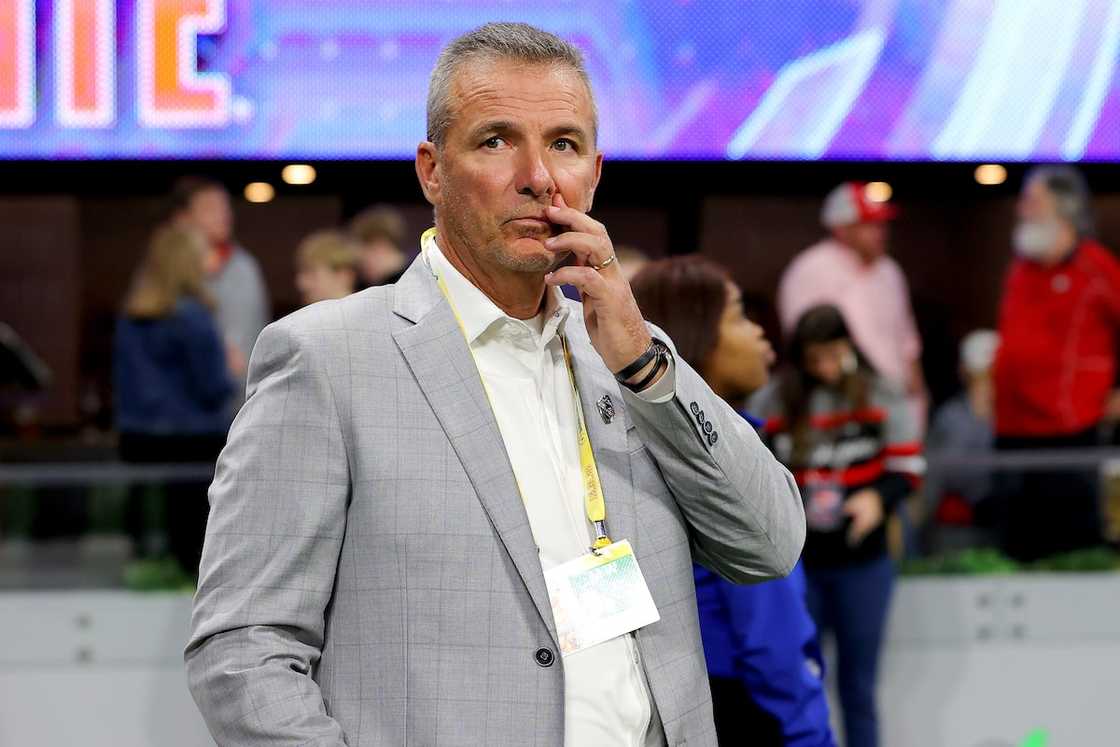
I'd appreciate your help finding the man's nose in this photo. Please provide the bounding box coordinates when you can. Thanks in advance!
[515,145,556,199]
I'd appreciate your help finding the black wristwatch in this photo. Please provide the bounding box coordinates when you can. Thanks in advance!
[616,339,671,392]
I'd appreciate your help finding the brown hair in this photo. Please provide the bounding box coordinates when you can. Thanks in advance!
[123,225,214,319]
[629,256,730,372]
[165,175,227,221]
[297,230,359,272]
[348,205,406,248]
[779,304,873,466]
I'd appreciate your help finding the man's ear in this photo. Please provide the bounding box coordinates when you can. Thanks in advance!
[586,151,604,211]
[415,142,442,207]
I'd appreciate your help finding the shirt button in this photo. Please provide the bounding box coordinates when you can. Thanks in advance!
[534,647,555,667]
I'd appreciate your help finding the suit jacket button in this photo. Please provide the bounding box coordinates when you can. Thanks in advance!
[708,432,718,445]
[534,647,555,667]
[696,410,705,424]
[690,402,700,415]
[703,421,713,434]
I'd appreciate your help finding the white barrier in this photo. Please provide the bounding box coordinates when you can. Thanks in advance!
[1,575,1118,746]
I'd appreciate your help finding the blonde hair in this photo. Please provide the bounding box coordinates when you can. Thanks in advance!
[123,225,213,319]
[297,230,359,272]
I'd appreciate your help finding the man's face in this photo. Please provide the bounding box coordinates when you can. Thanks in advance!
[184,188,233,246]
[836,221,889,262]
[1017,178,1059,224]
[416,59,603,274]
[1015,179,1078,263]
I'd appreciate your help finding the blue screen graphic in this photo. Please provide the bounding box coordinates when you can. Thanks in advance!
[1,0,1118,161]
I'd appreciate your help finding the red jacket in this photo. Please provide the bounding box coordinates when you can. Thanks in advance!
[994,239,1120,437]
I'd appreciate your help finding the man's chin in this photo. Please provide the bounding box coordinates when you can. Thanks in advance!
[499,236,564,273]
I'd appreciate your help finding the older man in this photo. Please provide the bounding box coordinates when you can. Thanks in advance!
[185,22,804,747]
[993,165,1119,560]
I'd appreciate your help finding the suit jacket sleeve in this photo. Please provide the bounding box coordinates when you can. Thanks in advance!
[185,318,350,746]
[621,325,806,583]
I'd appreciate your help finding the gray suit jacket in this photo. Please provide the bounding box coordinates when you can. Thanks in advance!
[185,256,805,746]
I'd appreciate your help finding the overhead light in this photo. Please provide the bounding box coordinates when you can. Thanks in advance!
[975,164,1007,186]
[282,164,316,185]
[865,181,892,203]
[244,182,275,203]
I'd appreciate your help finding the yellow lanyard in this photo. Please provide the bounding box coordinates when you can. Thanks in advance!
[424,228,613,550]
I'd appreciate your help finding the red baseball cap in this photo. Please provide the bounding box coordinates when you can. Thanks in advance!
[820,182,898,228]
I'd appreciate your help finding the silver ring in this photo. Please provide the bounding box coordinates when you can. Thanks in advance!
[592,254,617,271]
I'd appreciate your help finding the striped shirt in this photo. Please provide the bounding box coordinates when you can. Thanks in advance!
[750,376,923,567]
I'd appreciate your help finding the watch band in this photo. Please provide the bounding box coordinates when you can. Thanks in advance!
[619,340,671,392]
[614,339,660,382]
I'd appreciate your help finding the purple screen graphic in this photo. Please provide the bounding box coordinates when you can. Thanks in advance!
[2,0,1119,161]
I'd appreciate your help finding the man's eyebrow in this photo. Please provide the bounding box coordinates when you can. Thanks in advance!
[466,120,592,142]
[467,120,518,140]
[546,123,590,141]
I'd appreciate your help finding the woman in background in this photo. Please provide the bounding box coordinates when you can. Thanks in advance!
[631,255,834,747]
[751,304,923,747]
[115,225,234,576]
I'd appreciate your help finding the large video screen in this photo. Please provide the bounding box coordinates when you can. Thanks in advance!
[2,0,1119,160]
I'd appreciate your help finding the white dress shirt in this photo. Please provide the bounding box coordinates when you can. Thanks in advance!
[425,235,671,747]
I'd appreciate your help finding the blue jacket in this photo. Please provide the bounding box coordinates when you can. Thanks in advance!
[114,299,234,436]
[694,562,833,745]
[694,413,834,746]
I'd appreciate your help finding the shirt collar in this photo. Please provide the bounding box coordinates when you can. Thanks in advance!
[421,229,569,345]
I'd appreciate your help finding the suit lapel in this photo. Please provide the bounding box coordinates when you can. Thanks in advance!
[392,260,558,643]
[561,315,638,552]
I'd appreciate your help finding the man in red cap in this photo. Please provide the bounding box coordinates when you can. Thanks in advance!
[777,182,926,424]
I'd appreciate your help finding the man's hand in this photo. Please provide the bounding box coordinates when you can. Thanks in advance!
[843,488,885,546]
[543,193,652,375]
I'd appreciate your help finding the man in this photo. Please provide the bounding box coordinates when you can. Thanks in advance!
[349,204,410,287]
[169,176,270,402]
[186,22,805,747]
[777,182,925,424]
[294,229,360,306]
[993,165,1119,560]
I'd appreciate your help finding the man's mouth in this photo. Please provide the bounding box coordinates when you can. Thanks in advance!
[506,216,559,239]
[507,216,551,228]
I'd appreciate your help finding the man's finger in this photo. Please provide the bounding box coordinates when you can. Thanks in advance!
[546,195,606,237]
[545,232,616,271]
[546,266,609,297]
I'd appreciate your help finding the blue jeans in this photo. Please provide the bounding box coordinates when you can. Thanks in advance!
[805,556,894,747]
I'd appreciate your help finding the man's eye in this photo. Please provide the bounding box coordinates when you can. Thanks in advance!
[553,138,576,152]
[483,136,505,149]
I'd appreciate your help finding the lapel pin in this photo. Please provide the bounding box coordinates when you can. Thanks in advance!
[597,394,616,424]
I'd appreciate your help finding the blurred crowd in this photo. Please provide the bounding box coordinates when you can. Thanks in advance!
[4,165,1119,747]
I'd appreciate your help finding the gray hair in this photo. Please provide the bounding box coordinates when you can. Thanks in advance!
[1024,165,1096,238]
[426,22,597,148]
